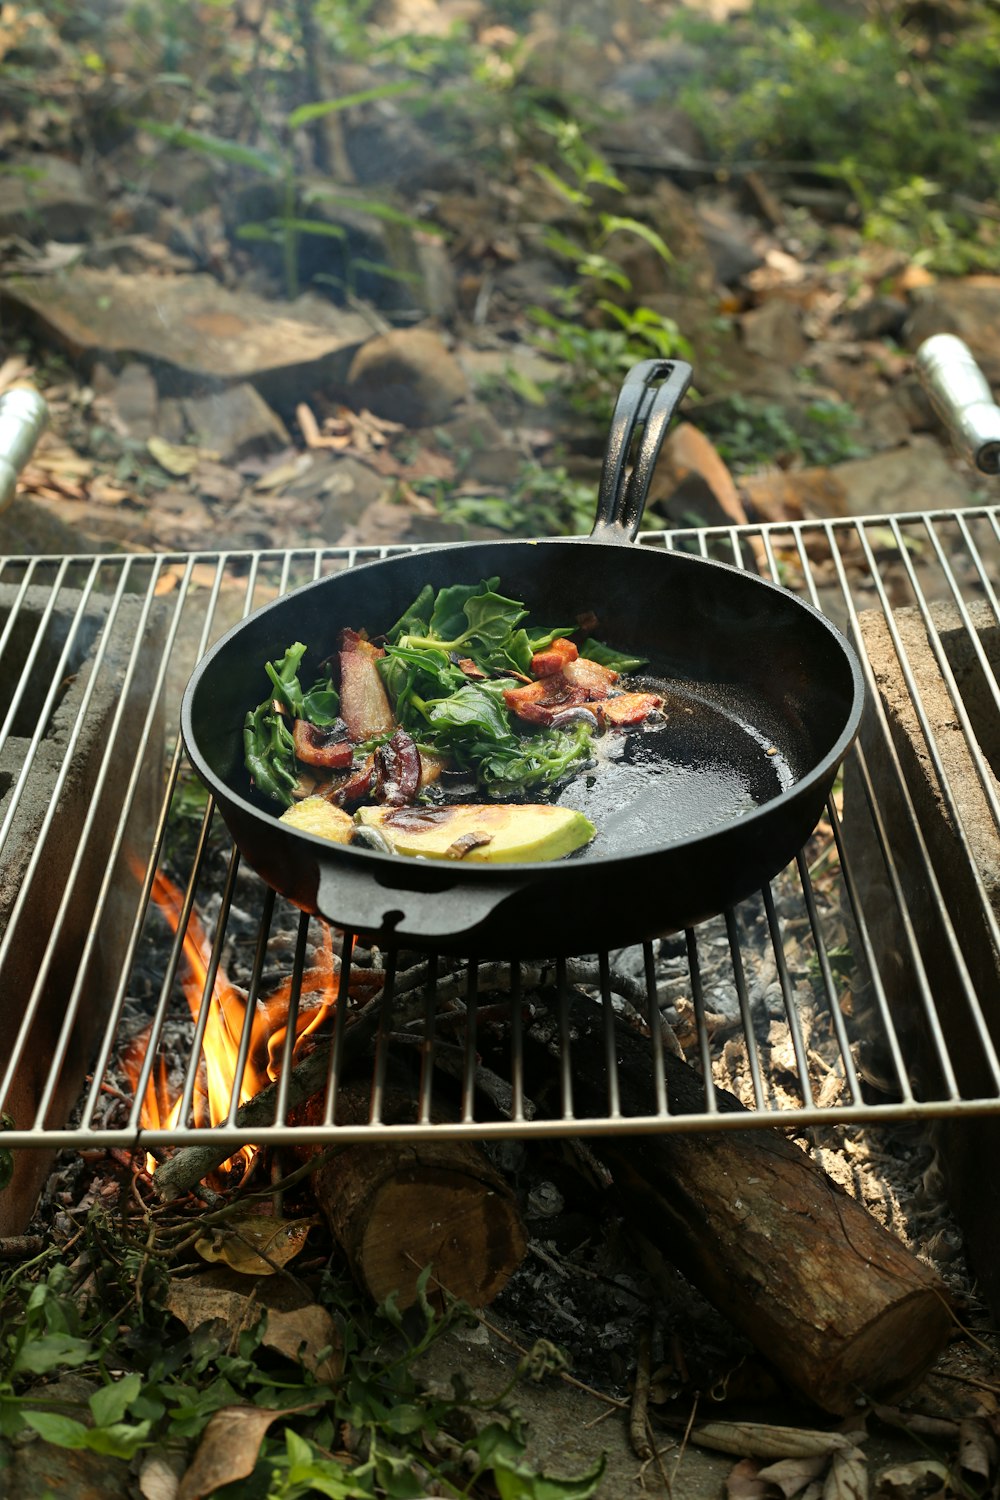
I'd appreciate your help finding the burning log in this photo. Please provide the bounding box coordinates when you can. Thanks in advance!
[297,1084,527,1311]
[521,990,953,1416]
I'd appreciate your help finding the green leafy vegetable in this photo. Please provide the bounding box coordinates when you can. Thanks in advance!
[244,582,650,807]
[580,638,648,673]
[379,581,596,793]
[244,643,340,807]
[243,704,298,808]
[264,642,340,725]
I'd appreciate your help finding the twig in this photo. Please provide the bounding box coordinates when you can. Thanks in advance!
[671,1394,699,1487]
[0,1235,45,1260]
[630,1324,654,1461]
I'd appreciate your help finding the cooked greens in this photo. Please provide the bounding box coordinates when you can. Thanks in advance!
[243,579,648,807]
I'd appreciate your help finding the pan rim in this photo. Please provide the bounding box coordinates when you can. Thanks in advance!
[180,535,866,875]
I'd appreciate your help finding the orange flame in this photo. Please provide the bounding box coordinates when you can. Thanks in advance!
[123,870,349,1177]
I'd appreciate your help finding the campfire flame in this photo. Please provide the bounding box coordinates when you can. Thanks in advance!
[122,870,344,1175]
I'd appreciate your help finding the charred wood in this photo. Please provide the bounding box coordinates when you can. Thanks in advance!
[521,989,953,1416]
[296,1082,527,1311]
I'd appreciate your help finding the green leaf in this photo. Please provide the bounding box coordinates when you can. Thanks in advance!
[81,1420,153,1459]
[89,1371,142,1428]
[580,638,648,673]
[388,584,435,643]
[13,1332,94,1375]
[427,578,500,641]
[533,162,590,206]
[427,683,512,743]
[598,213,673,263]
[286,81,416,129]
[21,1410,90,1447]
[266,216,349,240]
[493,1450,607,1500]
[138,120,283,177]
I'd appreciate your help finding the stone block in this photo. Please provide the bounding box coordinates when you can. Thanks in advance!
[0,585,165,1233]
[843,597,1000,1312]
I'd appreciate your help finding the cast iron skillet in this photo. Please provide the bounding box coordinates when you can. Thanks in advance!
[181,360,864,957]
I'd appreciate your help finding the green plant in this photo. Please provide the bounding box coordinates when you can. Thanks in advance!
[0,1215,606,1498]
[141,78,424,298]
[670,0,1000,270]
[858,175,1000,276]
[522,119,692,425]
[419,460,598,538]
[693,395,867,474]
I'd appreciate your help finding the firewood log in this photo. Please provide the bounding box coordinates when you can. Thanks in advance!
[296,1084,527,1311]
[522,990,953,1416]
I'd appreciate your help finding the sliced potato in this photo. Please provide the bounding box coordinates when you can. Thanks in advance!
[279,796,355,844]
[355,803,595,863]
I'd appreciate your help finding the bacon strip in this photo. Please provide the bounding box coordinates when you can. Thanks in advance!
[588,691,663,726]
[530,638,578,677]
[503,676,589,727]
[292,718,354,769]
[339,633,394,741]
[562,656,618,698]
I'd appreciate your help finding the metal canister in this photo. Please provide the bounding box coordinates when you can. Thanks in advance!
[916,334,1000,476]
[0,386,49,514]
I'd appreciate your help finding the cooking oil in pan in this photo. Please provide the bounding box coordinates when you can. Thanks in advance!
[554,679,797,856]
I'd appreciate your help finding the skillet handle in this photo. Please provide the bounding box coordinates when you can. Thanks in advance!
[591,358,694,543]
[315,860,524,953]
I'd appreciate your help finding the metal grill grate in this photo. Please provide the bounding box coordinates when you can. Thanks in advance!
[3,505,1000,1160]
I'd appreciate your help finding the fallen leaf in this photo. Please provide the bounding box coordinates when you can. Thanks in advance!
[823,1446,867,1500]
[757,1453,828,1496]
[166,1278,257,1336]
[875,1459,950,1498]
[726,1458,771,1499]
[0,356,32,393]
[253,453,313,491]
[89,475,133,506]
[177,1406,282,1500]
[694,1423,856,1460]
[958,1417,996,1484]
[264,1301,342,1382]
[296,401,324,448]
[194,1212,313,1275]
[148,436,203,476]
[138,1450,184,1500]
[167,1267,341,1380]
[396,479,439,515]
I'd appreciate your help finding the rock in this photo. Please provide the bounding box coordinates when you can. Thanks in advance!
[0,154,103,241]
[423,404,525,487]
[844,294,908,342]
[0,495,119,556]
[0,270,372,415]
[595,102,707,175]
[412,232,458,321]
[288,453,389,541]
[903,277,1000,384]
[181,383,290,462]
[741,298,809,365]
[108,362,158,440]
[695,199,765,286]
[347,327,470,426]
[646,422,750,528]
[641,180,717,296]
[741,467,851,525]
[767,438,977,522]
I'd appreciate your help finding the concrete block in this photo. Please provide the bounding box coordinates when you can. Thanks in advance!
[843,597,1000,1312]
[0,584,165,1234]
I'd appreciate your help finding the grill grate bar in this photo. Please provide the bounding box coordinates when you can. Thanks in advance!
[2,509,1000,1157]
